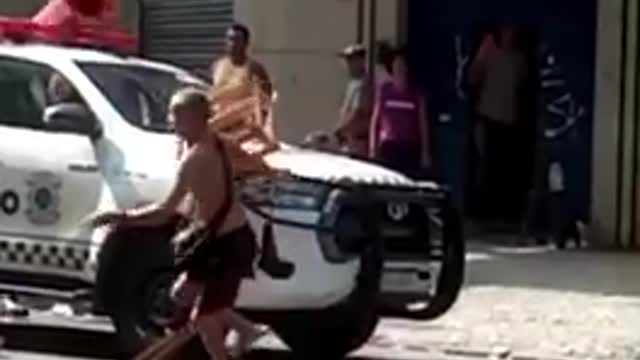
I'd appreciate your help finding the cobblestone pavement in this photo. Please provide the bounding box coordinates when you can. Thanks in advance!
[367,242,640,360]
[0,350,99,360]
[2,242,639,360]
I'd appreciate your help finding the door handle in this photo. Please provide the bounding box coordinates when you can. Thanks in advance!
[124,170,148,180]
[68,163,99,173]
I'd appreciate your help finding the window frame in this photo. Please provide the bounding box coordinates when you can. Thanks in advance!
[76,61,208,134]
[0,55,97,136]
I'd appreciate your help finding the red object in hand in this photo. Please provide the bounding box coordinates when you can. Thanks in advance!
[64,0,106,17]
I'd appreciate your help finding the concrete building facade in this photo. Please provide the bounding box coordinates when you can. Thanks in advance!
[0,0,636,250]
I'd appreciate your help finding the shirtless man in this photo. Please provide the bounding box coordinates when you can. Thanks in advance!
[89,88,264,359]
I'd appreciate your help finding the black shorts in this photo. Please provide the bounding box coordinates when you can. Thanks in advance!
[190,225,257,314]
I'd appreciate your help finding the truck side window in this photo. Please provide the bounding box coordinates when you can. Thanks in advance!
[0,57,92,134]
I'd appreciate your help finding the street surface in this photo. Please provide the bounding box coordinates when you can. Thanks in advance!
[0,350,101,360]
[368,241,640,360]
[0,240,638,360]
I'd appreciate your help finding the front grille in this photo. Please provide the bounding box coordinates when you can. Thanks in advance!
[384,231,430,254]
[333,199,431,256]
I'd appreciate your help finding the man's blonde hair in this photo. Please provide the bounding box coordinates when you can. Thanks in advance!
[169,86,211,119]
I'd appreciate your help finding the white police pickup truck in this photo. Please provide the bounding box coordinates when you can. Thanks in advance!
[0,41,464,357]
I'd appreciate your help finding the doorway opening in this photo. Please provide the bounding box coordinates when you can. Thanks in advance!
[464,24,541,234]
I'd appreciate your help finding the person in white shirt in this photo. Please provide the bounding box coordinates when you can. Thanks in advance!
[334,44,373,157]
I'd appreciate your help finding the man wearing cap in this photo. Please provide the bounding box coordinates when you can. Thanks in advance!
[334,44,373,157]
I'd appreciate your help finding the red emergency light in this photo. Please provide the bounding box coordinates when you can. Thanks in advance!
[0,16,137,53]
[66,0,107,17]
[0,0,136,54]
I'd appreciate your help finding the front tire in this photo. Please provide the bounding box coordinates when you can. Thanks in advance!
[95,225,175,357]
[271,243,383,359]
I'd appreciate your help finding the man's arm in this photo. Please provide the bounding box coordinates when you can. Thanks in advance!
[252,61,274,99]
[351,78,373,123]
[122,154,194,227]
[468,35,495,86]
[336,80,371,139]
[210,59,221,86]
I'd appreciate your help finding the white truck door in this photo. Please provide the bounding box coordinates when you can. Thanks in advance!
[0,57,102,276]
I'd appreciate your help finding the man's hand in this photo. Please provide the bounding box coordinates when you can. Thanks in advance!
[86,211,127,229]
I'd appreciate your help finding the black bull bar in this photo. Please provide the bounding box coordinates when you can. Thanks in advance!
[241,178,452,234]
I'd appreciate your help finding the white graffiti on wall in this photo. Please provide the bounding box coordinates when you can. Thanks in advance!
[540,53,585,140]
[454,34,470,100]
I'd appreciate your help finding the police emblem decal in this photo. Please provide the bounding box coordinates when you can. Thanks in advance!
[25,172,62,225]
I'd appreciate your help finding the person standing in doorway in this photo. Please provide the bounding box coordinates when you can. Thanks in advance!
[370,48,431,178]
[469,26,528,223]
[334,44,373,157]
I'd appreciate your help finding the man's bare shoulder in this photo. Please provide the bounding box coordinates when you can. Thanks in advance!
[212,57,228,70]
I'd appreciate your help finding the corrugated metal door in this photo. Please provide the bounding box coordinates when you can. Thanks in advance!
[141,0,234,78]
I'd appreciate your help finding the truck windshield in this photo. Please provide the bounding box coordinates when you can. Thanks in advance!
[76,62,207,133]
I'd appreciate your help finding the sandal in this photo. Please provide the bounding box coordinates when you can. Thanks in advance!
[228,325,269,358]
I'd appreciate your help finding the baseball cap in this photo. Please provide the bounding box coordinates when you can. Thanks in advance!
[338,43,366,58]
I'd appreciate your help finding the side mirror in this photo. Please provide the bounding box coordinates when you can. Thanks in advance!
[44,103,103,140]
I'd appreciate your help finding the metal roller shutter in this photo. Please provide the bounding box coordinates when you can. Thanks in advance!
[141,0,234,78]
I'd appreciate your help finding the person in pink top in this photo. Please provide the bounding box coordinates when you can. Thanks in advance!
[369,48,431,178]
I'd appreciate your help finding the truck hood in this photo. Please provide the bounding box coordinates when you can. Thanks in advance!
[264,146,415,187]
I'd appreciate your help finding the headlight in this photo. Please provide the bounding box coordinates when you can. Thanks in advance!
[240,176,330,211]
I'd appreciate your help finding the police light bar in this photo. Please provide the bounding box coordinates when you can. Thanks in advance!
[0,16,137,53]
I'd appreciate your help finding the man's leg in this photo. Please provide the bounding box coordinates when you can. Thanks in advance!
[222,310,256,333]
[194,311,228,360]
[166,273,202,330]
[222,309,268,356]
[483,120,502,220]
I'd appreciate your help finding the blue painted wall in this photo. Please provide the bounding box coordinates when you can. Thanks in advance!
[407,0,596,219]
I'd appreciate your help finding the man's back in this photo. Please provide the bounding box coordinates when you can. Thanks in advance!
[476,47,527,125]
